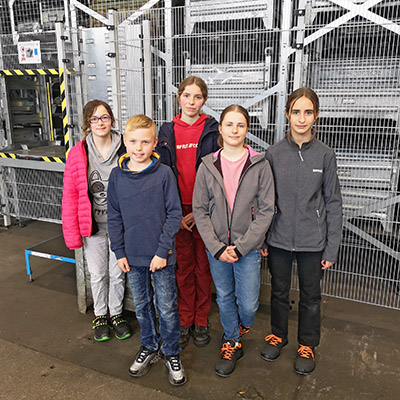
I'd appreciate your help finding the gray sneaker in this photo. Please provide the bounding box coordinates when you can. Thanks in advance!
[128,346,160,377]
[164,355,186,386]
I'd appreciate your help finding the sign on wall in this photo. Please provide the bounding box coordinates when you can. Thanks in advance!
[18,41,42,64]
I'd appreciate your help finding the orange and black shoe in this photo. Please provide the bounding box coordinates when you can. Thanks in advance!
[215,340,243,378]
[239,323,251,337]
[294,344,315,375]
[260,333,288,362]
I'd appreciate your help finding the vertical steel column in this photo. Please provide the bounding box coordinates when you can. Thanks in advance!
[165,0,174,121]
[56,22,74,153]
[143,20,154,118]
[70,1,84,131]
[107,9,122,132]
[293,0,306,90]
[276,0,294,142]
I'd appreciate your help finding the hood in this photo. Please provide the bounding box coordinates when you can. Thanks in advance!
[172,113,209,128]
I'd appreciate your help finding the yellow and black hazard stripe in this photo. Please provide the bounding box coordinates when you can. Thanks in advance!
[0,68,76,76]
[59,67,70,157]
[0,152,65,163]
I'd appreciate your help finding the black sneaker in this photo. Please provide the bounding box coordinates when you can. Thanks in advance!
[261,333,288,362]
[179,326,191,349]
[193,325,210,347]
[128,346,160,377]
[92,315,111,342]
[110,314,131,340]
[239,323,250,337]
[294,345,315,375]
[164,354,186,386]
[215,340,243,377]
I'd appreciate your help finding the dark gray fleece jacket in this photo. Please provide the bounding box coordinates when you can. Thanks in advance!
[265,136,343,262]
[193,147,275,258]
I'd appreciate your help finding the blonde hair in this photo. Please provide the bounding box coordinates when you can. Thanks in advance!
[124,114,156,139]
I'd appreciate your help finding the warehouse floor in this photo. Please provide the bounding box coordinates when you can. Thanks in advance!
[1,220,400,400]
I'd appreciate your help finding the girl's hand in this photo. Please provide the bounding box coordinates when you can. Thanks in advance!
[181,213,196,232]
[150,255,167,272]
[260,248,269,257]
[321,260,334,270]
[117,257,130,272]
[219,247,238,263]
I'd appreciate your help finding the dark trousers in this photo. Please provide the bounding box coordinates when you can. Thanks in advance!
[268,246,324,346]
[176,205,212,327]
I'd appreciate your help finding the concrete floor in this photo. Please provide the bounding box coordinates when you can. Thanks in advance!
[1,220,400,400]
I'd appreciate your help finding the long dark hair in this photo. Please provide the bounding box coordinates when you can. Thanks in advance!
[285,88,320,139]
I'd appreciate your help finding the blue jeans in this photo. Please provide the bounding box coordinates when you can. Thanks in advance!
[207,249,261,341]
[127,265,181,356]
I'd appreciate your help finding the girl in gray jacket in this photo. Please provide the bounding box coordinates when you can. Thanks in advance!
[261,88,342,375]
[193,105,275,378]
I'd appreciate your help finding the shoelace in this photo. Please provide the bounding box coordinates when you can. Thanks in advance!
[221,342,241,360]
[167,356,181,371]
[92,316,108,328]
[298,345,315,360]
[111,314,126,326]
[137,348,151,363]
[265,334,283,347]
[239,323,250,336]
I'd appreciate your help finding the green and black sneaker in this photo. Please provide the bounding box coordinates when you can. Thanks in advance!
[110,314,131,340]
[92,315,111,342]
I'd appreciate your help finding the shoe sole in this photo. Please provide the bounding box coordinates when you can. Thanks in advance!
[168,376,187,386]
[115,332,131,340]
[193,337,210,347]
[93,335,111,342]
[215,353,244,378]
[294,367,314,376]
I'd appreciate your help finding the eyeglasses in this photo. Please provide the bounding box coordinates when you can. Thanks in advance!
[89,115,112,124]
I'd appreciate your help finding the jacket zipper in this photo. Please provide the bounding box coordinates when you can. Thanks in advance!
[226,159,258,245]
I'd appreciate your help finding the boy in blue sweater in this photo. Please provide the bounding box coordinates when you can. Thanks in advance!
[107,115,186,386]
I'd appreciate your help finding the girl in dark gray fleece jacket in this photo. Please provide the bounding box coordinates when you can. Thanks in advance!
[261,88,342,376]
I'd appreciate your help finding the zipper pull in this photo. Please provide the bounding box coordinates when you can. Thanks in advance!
[228,230,231,245]
[298,151,304,161]
[316,209,320,218]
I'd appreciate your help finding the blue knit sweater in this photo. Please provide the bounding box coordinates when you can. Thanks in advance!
[107,153,182,266]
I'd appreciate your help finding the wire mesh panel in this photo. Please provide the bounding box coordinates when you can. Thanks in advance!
[1,166,63,223]
[1,0,399,308]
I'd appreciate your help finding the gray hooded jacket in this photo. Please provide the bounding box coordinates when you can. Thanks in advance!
[193,147,275,258]
[265,136,343,262]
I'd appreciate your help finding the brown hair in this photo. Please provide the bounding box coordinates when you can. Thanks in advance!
[285,88,320,139]
[124,114,157,139]
[81,100,115,139]
[217,104,250,147]
[177,76,208,100]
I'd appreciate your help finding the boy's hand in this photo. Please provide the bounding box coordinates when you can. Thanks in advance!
[180,213,195,232]
[117,257,130,272]
[150,255,167,272]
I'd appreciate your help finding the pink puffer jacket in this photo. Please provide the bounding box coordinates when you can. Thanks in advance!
[62,140,92,249]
